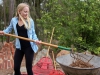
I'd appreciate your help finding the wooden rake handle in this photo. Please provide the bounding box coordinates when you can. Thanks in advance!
[47,27,55,57]
[4,33,58,48]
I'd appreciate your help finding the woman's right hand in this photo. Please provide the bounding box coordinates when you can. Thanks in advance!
[0,31,4,35]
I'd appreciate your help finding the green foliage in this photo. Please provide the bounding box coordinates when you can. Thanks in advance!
[37,0,100,54]
[93,47,100,55]
[73,0,100,54]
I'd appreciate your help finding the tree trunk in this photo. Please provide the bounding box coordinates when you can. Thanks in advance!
[6,0,15,43]
[3,0,6,28]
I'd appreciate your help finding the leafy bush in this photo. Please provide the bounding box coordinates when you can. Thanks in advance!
[37,0,100,55]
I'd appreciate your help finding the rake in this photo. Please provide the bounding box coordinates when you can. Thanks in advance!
[4,33,71,51]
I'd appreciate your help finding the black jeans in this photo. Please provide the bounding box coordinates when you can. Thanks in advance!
[14,47,34,75]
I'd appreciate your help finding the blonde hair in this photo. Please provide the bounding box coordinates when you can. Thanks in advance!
[16,3,31,29]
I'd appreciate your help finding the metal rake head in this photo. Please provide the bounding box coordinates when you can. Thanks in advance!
[70,45,93,62]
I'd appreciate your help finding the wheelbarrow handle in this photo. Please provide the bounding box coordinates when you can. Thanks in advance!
[4,33,71,51]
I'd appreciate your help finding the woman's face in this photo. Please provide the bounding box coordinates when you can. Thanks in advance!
[19,6,29,19]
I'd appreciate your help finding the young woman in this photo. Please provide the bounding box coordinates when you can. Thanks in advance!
[0,3,40,75]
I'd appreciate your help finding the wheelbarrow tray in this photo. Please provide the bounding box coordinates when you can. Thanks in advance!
[56,53,100,75]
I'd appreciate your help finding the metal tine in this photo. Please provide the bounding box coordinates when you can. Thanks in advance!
[70,45,77,62]
[70,45,93,63]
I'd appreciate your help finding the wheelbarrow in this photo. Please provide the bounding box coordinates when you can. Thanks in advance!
[56,53,100,75]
